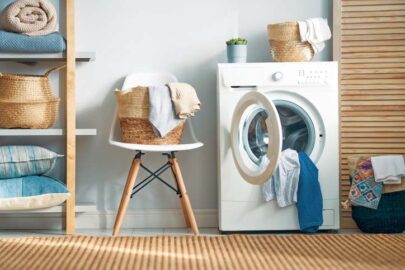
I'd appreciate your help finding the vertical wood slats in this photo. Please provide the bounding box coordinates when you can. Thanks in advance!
[334,0,405,229]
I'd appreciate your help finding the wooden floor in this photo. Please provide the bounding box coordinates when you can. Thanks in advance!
[0,228,366,238]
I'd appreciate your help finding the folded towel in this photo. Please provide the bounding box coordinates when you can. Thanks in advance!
[148,85,183,137]
[167,82,201,119]
[297,152,323,233]
[262,149,300,207]
[298,18,331,54]
[0,30,65,53]
[371,155,405,184]
[0,0,58,36]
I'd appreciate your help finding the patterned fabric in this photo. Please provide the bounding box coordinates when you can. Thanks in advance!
[0,145,62,179]
[0,30,65,53]
[0,175,70,210]
[349,156,383,209]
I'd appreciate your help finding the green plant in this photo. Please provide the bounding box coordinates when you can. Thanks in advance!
[226,37,247,45]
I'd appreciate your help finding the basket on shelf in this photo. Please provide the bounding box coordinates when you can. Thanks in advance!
[267,21,314,62]
[115,87,185,145]
[0,65,64,129]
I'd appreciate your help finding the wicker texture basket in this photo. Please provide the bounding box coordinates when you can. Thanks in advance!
[0,66,63,129]
[267,22,314,62]
[115,87,185,145]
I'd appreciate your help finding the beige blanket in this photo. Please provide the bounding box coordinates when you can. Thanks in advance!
[167,82,201,119]
[0,0,58,36]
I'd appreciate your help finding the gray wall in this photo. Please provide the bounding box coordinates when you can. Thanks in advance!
[0,0,332,215]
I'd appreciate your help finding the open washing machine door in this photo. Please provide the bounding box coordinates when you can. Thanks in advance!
[231,91,282,185]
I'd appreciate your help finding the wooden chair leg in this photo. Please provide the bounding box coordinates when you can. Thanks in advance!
[112,157,141,236]
[170,158,199,235]
[170,166,191,228]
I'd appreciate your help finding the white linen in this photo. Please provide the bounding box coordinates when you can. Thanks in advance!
[262,149,300,207]
[298,18,331,53]
[371,155,405,184]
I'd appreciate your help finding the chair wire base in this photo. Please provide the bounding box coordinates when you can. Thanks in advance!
[130,151,181,198]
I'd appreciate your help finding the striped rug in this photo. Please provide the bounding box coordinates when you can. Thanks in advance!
[0,234,404,270]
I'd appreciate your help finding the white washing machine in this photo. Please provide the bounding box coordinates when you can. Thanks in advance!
[217,62,340,232]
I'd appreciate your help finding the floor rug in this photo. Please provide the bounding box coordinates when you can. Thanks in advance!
[0,234,404,270]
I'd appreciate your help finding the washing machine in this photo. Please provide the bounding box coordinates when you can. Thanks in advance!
[217,62,340,232]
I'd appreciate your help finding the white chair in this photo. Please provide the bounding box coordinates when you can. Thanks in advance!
[109,72,203,236]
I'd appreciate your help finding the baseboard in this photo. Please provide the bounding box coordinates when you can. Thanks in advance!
[0,209,218,230]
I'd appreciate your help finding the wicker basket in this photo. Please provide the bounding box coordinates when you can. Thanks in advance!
[267,22,314,62]
[0,65,64,128]
[0,98,60,129]
[115,87,185,145]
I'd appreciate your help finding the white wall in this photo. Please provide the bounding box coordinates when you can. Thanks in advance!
[0,0,332,228]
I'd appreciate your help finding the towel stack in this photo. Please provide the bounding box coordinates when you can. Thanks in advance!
[0,0,66,53]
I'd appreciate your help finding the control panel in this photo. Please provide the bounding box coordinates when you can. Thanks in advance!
[298,69,329,85]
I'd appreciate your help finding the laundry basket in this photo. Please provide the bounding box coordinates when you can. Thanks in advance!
[267,22,314,62]
[0,66,63,128]
[115,87,185,145]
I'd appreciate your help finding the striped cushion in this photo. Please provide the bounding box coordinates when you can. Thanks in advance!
[0,176,70,210]
[0,145,62,179]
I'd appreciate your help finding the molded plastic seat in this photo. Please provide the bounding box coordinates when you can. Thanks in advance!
[109,72,203,152]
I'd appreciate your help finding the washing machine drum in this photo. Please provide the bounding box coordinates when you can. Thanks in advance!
[231,92,316,185]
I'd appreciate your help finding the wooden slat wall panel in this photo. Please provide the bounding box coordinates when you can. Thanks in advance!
[334,0,405,229]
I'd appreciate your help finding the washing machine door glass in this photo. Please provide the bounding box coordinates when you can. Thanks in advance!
[231,92,282,185]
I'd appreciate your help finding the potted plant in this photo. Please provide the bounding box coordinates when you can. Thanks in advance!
[226,37,248,63]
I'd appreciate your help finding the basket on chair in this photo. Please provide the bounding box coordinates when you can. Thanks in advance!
[0,65,64,129]
[115,87,185,145]
[267,21,314,62]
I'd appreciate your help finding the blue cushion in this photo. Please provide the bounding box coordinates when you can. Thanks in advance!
[0,145,62,179]
[0,176,70,210]
[0,31,66,53]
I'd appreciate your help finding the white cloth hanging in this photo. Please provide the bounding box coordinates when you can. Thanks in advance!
[262,149,300,207]
[298,18,331,54]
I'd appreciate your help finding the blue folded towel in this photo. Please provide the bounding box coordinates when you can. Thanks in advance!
[0,30,66,53]
[297,152,323,233]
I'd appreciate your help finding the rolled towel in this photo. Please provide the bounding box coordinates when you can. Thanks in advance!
[167,82,201,119]
[0,0,58,36]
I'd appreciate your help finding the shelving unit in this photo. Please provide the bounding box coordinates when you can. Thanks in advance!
[0,203,96,214]
[0,52,95,62]
[0,129,97,136]
[0,0,89,234]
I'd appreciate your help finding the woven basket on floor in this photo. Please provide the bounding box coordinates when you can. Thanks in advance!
[115,87,185,145]
[0,65,64,128]
[267,22,314,62]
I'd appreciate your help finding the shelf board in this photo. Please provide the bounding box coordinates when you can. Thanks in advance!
[0,52,95,62]
[0,128,97,136]
[0,203,97,214]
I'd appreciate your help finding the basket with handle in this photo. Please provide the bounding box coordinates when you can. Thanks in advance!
[115,87,185,145]
[267,21,314,62]
[0,65,64,129]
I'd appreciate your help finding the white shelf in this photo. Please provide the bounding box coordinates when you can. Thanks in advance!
[0,52,95,62]
[0,128,97,136]
[0,203,97,214]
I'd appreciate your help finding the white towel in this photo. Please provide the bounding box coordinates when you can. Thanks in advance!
[371,155,405,184]
[262,149,300,207]
[298,18,331,54]
[148,86,183,137]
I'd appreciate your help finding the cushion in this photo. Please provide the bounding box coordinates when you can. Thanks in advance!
[0,176,70,210]
[0,145,62,179]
